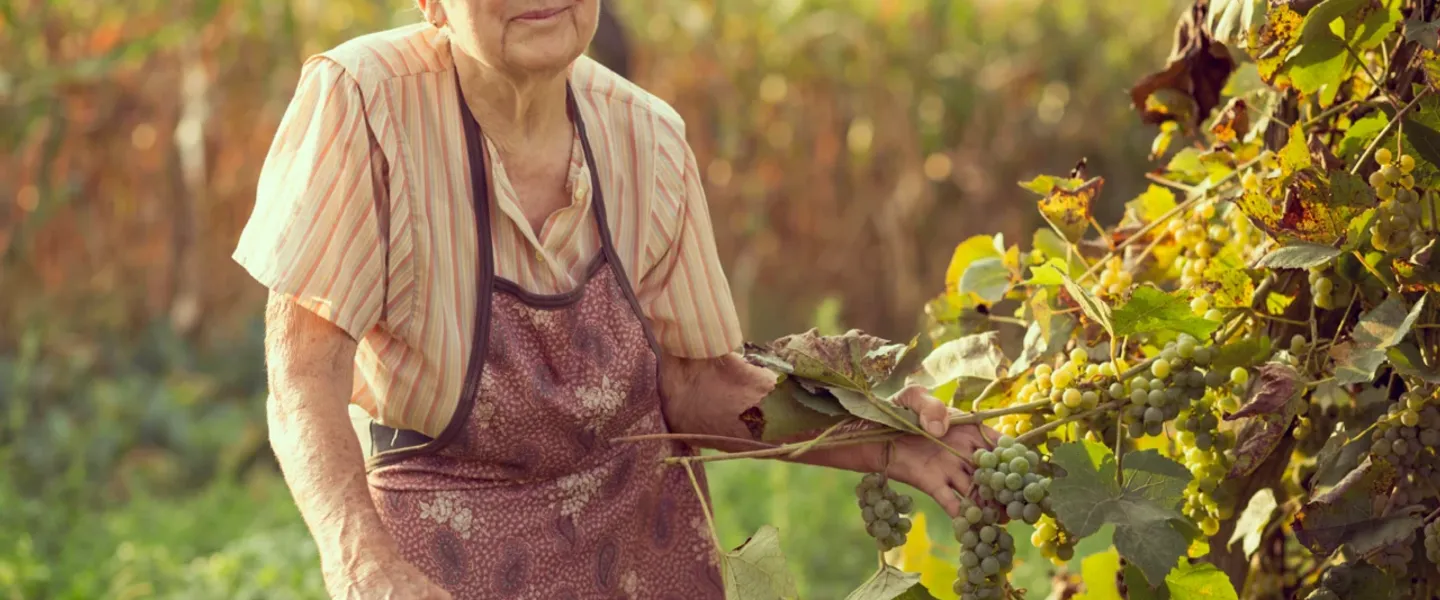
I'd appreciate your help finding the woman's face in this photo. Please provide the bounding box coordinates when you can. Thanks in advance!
[428,0,598,76]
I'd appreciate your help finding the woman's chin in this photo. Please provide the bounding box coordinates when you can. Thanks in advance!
[506,44,585,75]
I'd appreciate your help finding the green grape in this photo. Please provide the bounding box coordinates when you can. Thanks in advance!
[981,557,1000,575]
[965,506,983,524]
[1063,388,1083,408]
[997,435,1015,448]
[980,526,998,543]
[978,451,998,469]
[960,550,979,568]
[960,530,979,548]
[1022,503,1042,523]
[874,500,895,519]
[1109,382,1126,399]
[1010,456,1030,475]
[1152,358,1172,379]
[1005,473,1024,491]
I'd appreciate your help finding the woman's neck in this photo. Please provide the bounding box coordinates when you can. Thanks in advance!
[453,53,570,155]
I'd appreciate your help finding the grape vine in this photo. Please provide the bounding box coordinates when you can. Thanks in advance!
[623,1,1440,599]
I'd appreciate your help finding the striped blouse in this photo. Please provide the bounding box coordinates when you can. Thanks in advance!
[233,23,743,438]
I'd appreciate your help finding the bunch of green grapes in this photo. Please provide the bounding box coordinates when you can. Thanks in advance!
[1306,267,1351,311]
[995,412,1045,438]
[1120,335,1212,437]
[1170,193,1265,290]
[855,473,914,550]
[1090,256,1134,299]
[950,496,1016,600]
[1369,391,1440,474]
[971,436,1051,524]
[1014,349,1117,422]
[1304,566,1354,600]
[1030,514,1077,566]
[1176,399,1233,534]
[1367,148,1427,256]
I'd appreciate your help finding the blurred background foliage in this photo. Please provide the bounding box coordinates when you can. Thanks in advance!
[1,0,1182,597]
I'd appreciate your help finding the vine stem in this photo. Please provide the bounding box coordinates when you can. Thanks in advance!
[1352,88,1432,176]
[786,417,857,460]
[683,461,724,554]
[1015,401,1120,447]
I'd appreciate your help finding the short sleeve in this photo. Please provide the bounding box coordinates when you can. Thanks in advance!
[636,126,744,358]
[232,57,386,340]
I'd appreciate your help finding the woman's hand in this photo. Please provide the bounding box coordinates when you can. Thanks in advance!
[885,386,1000,518]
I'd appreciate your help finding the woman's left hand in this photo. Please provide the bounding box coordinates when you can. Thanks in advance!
[883,385,1000,518]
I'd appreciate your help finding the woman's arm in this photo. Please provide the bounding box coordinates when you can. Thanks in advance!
[263,294,450,600]
[659,352,992,516]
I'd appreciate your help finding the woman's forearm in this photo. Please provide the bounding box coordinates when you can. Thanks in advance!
[263,297,401,589]
[659,353,883,473]
[268,389,398,582]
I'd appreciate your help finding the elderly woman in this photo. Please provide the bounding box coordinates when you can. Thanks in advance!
[234,1,992,598]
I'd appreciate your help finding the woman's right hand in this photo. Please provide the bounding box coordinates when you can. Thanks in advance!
[331,551,453,600]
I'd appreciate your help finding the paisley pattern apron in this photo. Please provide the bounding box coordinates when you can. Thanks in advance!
[363,74,724,600]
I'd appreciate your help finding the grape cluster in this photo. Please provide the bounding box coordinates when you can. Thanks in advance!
[971,436,1050,525]
[1030,514,1077,566]
[1370,391,1440,476]
[1091,256,1134,299]
[1169,196,1264,289]
[1120,335,1213,437]
[1367,148,1427,256]
[1304,566,1353,600]
[855,473,914,550]
[1306,267,1350,311]
[950,496,1016,600]
[1022,350,1112,419]
[1177,400,1233,535]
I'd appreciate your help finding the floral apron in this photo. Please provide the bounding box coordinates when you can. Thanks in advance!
[362,74,723,600]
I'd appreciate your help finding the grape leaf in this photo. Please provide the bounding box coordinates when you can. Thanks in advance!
[832,388,919,431]
[944,235,1002,294]
[1033,228,1085,276]
[1061,273,1114,339]
[1330,295,1427,385]
[1199,246,1256,308]
[1078,549,1123,600]
[1338,506,1424,561]
[1026,259,1068,286]
[1010,315,1076,377]
[1388,343,1440,383]
[1345,564,1398,600]
[1287,33,1348,106]
[1111,286,1221,340]
[751,377,849,441]
[1254,242,1342,269]
[1408,18,1440,48]
[1164,562,1239,600]
[1338,113,1387,159]
[1250,4,1304,83]
[1227,488,1277,558]
[1298,0,1363,43]
[1207,0,1267,48]
[1347,0,1402,50]
[921,331,1005,387]
[721,525,799,600]
[1293,458,1399,554]
[1237,167,1370,245]
[1036,176,1104,243]
[1311,421,1375,492]
[1125,563,1170,600]
[1126,184,1179,224]
[844,565,937,600]
[1280,122,1312,175]
[1226,363,1304,477]
[755,329,911,390]
[1048,441,1192,586]
[1227,362,1304,421]
[959,257,1012,303]
[1343,208,1377,252]
[874,335,935,398]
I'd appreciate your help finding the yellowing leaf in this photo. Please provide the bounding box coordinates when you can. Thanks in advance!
[1038,177,1104,243]
[1075,549,1123,600]
[891,513,959,600]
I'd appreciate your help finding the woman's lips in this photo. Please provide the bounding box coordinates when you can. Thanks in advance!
[515,5,570,21]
